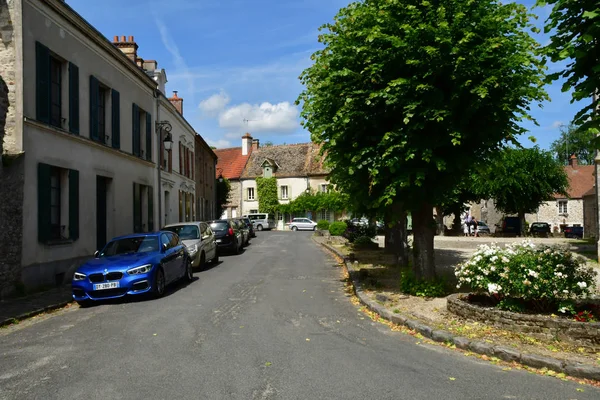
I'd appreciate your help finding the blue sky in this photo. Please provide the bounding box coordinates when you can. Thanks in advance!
[68,0,585,151]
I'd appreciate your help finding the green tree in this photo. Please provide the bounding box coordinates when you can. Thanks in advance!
[297,0,548,279]
[215,177,231,218]
[537,0,600,135]
[473,146,569,236]
[263,141,274,147]
[549,123,596,165]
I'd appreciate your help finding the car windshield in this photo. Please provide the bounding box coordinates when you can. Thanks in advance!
[210,221,229,231]
[163,225,199,240]
[100,236,158,257]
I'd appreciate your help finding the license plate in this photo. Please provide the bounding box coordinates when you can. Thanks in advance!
[216,239,222,243]
[94,282,119,290]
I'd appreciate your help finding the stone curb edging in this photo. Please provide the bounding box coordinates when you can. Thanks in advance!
[312,237,600,382]
[0,300,74,328]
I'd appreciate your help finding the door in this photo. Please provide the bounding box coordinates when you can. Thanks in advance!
[96,176,108,251]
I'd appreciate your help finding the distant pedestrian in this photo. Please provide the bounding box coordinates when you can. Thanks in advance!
[470,217,479,237]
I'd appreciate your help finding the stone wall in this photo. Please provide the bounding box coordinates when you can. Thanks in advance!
[537,199,584,232]
[0,0,24,298]
[583,194,597,240]
[447,294,600,347]
[223,180,241,218]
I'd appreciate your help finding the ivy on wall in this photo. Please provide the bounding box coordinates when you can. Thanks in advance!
[256,177,279,215]
[278,190,349,214]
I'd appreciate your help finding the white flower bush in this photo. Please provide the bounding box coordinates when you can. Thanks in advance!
[455,240,597,312]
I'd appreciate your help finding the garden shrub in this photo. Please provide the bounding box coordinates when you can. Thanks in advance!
[343,220,376,243]
[329,221,348,236]
[455,240,597,312]
[399,269,449,298]
[353,235,374,246]
[316,220,330,231]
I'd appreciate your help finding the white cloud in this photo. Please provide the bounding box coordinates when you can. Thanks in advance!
[551,120,564,128]
[218,101,299,133]
[206,139,231,149]
[199,91,231,117]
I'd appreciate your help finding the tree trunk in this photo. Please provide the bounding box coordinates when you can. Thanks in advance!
[518,211,526,237]
[411,202,436,280]
[384,203,409,268]
[452,206,462,234]
[435,207,445,236]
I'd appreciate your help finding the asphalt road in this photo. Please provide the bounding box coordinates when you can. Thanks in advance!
[1,231,599,399]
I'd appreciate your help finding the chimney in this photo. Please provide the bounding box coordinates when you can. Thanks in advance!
[252,138,259,151]
[112,35,139,63]
[169,91,183,116]
[242,133,253,156]
[569,154,578,168]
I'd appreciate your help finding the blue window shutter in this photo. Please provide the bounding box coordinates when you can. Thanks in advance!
[146,112,152,161]
[111,89,120,149]
[132,104,140,156]
[68,63,79,134]
[35,42,50,124]
[89,75,99,141]
[37,163,51,243]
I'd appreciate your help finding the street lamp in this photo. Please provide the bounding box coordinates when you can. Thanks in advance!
[156,120,173,150]
[155,120,173,229]
[216,168,224,182]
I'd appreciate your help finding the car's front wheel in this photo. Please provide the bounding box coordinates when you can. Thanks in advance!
[185,259,193,282]
[153,267,166,298]
[291,226,298,231]
[256,224,263,231]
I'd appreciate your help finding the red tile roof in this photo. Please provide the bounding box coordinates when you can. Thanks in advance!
[555,164,595,199]
[214,147,252,180]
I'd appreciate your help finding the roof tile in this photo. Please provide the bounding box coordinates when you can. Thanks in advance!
[555,164,594,199]
[214,147,252,180]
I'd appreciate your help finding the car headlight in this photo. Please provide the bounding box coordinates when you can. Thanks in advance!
[73,272,86,281]
[188,244,198,256]
[127,264,152,275]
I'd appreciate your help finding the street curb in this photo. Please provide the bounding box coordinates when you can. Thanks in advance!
[0,300,74,328]
[312,237,600,382]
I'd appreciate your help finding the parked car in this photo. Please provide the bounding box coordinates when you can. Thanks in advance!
[163,221,219,268]
[241,213,277,231]
[477,221,491,235]
[286,218,318,231]
[71,232,192,305]
[529,222,551,237]
[240,217,256,238]
[233,218,250,246]
[497,216,522,236]
[564,226,584,239]
[209,219,243,254]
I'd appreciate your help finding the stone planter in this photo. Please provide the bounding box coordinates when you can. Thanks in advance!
[447,293,600,348]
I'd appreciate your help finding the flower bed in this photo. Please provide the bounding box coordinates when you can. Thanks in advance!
[450,240,600,346]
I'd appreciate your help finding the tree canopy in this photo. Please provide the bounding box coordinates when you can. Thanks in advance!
[537,0,600,136]
[549,123,597,165]
[298,0,548,279]
[473,146,569,233]
[215,177,231,218]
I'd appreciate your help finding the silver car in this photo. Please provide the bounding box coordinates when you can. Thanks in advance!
[163,222,219,268]
[286,218,318,231]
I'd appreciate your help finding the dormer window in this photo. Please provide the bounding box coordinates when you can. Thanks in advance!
[260,158,280,178]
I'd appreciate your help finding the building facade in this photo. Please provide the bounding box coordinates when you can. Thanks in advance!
[0,0,214,296]
[194,133,217,221]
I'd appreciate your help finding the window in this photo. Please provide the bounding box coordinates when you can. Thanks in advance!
[133,183,154,233]
[280,185,288,199]
[132,104,151,160]
[37,163,79,243]
[320,184,328,193]
[319,210,330,221]
[247,187,255,201]
[558,200,568,214]
[49,56,62,128]
[90,75,110,144]
[250,209,259,214]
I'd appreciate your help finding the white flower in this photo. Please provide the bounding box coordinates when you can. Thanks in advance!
[490,256,498,262]
[523,280,531,286]
[528,270,539,278]
[554,272,563,277]
[502,257,510,263]
[490,266,496,272]
[577,282,587,289]
[562,290,569,294]
[487,283,502,294]
[465,277,471,283]
[544,248,552,254]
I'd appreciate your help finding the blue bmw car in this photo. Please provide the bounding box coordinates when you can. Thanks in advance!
[72,231,192,305]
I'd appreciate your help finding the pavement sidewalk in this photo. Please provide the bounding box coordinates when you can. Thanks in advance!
[0,286,73,327]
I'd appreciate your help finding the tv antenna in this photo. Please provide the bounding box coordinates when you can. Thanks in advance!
[243,118,257,126]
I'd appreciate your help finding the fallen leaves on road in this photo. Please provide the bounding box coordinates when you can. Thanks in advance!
[449,377,456,381]
[265,362,272,367]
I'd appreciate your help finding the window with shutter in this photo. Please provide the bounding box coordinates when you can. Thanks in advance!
[132,104,140,156]
[146,113,152,161]
[49,57,62,129]
[36,42,51,124]
[69,169,79,240]
[179,143,183,174]
[133,183,142,232]
[111,89,120,148]
[148,185,154,231]
[89,75,99,141]
[37,163,52,243]
[68,63,79,134]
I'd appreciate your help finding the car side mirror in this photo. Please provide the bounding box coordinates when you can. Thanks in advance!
[94,250,99,258]
[162,243,168,252]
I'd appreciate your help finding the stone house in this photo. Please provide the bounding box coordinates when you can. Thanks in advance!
[194,131,218,222]
[470,155,594,235]
[238,140,340,230]
[0,0,213,296]
[213,133,256,219]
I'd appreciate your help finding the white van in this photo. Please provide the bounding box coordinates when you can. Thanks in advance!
[241,213,277,231]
